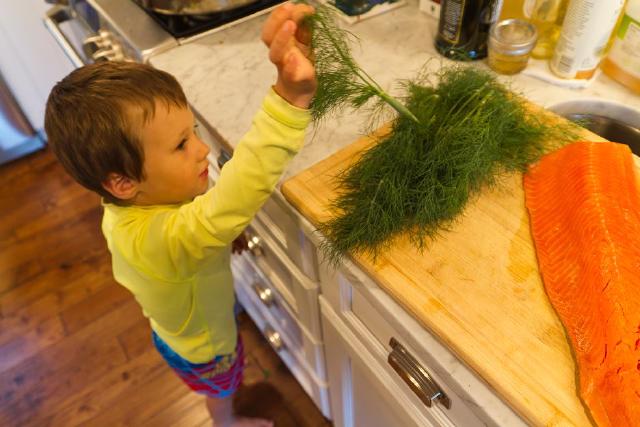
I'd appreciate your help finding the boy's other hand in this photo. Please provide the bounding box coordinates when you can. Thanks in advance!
[232,233,249,254]
[262,2,316,109]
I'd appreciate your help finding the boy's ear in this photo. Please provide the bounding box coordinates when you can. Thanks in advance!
[102,173,139,201]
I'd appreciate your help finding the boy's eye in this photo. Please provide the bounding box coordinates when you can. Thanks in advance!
[176,139,187,150]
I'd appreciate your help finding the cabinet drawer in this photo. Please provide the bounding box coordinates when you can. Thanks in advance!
[321,297,439,427]
[232,253,302,350]
[231,251,327,383]
[255,193,319,281]
[330,273,491,427]
[244,221,322,340]
[234,266,331,419]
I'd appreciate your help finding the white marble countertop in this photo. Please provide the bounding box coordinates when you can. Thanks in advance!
[149,0,640,182]
[149,3,640,425]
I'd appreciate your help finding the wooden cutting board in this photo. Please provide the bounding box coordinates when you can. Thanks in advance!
[282,111,640,426]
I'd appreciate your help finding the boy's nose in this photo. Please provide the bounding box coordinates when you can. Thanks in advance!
[197,138,211,159]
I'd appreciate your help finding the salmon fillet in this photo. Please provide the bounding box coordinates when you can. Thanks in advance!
[524,141,640,426]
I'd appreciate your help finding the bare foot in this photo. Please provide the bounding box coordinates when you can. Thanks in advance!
[230,417,274,427]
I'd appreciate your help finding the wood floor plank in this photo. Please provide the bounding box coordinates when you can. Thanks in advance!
[0,208,106,294]
[0,301,139,426]
[0,314,66,375]
[43,349,167,427]
[117,317,155,361]
[0,252,111,315]
[142,389,207,427]
[78,368,189,426]
[0,256,113,345]
[0,336,127,427]
[12,191,100,243]
[61,284,132,335]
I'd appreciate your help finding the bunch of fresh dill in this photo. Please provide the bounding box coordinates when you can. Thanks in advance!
[302,4,574,264]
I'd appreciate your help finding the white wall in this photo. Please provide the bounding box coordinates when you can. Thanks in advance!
[0,0,75,130]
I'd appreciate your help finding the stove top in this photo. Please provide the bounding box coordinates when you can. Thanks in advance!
[139,0,286,39]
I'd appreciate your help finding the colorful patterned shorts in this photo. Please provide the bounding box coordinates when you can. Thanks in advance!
[152,332,244,399]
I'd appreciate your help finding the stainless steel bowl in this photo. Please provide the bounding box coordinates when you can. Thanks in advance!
[564,114,640,155]
[549,100,640,155]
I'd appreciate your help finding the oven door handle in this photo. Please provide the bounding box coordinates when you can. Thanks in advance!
[43,5,85,68]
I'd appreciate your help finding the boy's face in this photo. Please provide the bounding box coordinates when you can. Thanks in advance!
[133,101,211,205]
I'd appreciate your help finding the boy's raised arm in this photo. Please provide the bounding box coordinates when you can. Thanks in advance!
[158,3,317,271]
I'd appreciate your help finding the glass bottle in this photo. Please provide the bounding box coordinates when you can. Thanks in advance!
[601,0,640,93]
[529,0,568,59]
[435,0,504,60]
[499,0,537,20]
[550,0,626,79]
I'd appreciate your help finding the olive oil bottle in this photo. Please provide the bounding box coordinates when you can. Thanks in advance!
[435,0,504,60]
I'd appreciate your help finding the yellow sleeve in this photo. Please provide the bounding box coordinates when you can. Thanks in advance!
[139,88,311,277]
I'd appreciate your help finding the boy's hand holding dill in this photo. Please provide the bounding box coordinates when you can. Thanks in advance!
[262,2,316,109]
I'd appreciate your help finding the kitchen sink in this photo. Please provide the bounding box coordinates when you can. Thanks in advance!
[548,99,640,155]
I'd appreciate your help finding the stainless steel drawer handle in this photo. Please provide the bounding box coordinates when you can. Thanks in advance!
[247,235,263,257]
[264,326,285,352]
[252,282,275,307]
[388,338,451,410]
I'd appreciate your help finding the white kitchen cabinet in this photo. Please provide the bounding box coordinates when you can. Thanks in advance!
[322,296,440,427]
[319,276,491,427]
[316,252,528,427]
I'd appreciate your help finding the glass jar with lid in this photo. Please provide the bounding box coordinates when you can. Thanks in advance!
[488,19,538,75]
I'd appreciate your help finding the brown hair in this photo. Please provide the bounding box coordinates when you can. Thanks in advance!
[45,61,188,204]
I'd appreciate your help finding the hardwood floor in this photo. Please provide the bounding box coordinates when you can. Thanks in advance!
[0,147,331,427]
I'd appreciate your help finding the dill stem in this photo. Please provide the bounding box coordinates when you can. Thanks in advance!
[377,91,420,124]
[316,19,420,124]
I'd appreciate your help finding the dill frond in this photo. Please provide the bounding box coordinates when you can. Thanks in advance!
[301,4,576,265]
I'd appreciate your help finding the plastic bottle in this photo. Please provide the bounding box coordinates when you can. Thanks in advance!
[600,0,640,93]
[529,0,568,58]
[435,0,504,60]
[550,0,626,79]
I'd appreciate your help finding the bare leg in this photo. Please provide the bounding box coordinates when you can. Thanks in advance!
[206,395,273,427]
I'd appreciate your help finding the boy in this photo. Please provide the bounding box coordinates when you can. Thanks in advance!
[44,3,316,426]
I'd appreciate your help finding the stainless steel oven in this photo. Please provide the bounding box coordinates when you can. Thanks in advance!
[44,0,177,65]
[43,0,283,66]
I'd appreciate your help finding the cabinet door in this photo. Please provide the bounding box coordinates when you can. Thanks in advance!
[321,297,439,427]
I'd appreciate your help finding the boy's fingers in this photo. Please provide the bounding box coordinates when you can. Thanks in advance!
[291,4,315,25]
[269,20,296,65]
[282,49,315,83]
[261,2,294,46]
[262,3,314,47]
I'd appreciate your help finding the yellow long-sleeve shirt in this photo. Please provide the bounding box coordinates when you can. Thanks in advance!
[101,89,310,363]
